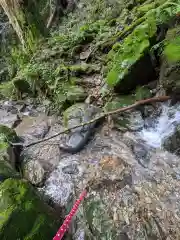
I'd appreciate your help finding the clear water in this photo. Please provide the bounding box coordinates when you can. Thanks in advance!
[139,103,180,148]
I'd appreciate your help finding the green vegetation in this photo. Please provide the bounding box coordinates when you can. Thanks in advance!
[0,179,58,240]
[0,0,180,107]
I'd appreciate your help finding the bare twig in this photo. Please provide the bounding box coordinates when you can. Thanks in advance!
[11,96,170,148]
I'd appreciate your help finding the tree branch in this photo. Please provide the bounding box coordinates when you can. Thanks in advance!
[11,96,170,148]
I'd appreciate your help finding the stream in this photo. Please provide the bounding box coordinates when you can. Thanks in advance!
[1,99,180,239]
[139,102,180,148]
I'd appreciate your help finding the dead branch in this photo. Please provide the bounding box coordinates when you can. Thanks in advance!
[11,96,170,148]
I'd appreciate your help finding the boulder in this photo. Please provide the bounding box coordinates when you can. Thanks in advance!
[163,125,180,155]
[0,179,58,240]
[0,109,19,128]
[104,96,144,131]
[159,26,180,95]
[61,103,101,152]
[106,17,157,92]
[0,125,19,168]
[15,115,50,140]
[21,126,62,186]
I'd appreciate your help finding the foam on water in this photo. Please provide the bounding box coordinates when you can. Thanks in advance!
[139,103,180,148]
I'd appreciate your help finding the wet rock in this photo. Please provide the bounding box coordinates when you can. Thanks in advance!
[0,179,58,239]
[21,122,63,186]
[42,157,84,207]
[142,105,155,118]
[0,109,19,128]
[134,85,152,100]
[60,103,101,152]
[15,115,50,140]
[114,110,144,131]
[104,96,144,131]
[132,142,150,168]
[62,163,79,174]
[159,27,180,95]
[163,125,180,155]
[1,100,26,114]
[0,125,20,168]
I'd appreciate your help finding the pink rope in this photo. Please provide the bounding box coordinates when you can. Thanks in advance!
[53,189,87,240]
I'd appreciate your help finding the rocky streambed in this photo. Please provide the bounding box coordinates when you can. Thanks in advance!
[1,97,180,239]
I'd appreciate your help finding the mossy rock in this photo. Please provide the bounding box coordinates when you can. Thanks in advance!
[66,85,87,102]
[0,179,58,240]
[69,63,100,76]
[159,26,180,93]
[104,95,135,112]
[106,17,157,89]
[164,28,180,62]
[104,95,144,131]
[0,159,19,182]
[63,103,100,129]
[105,1,180,91]
[0,81,15,99]
[135,85,152,100]
[0,125,18,143]
[83,198,118,239]
[13,78,31,94]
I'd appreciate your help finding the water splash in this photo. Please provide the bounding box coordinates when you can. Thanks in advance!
[139,103,180,148]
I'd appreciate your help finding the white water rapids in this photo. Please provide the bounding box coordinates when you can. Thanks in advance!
[139,102,180,148]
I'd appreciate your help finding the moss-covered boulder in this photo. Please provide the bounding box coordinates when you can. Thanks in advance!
[134,85,152,100]
[0,125,18,143]
[104,96,144,131]
[0,179,59,240]
[0,159,19,183]
[0,125,19,168]
[66,85,87,102]
[62,103,101,152]
[69,63,100,76]
[105,1,180,92]
[106,16,157,91]
[13,78,32,94]
[159,26,180,94]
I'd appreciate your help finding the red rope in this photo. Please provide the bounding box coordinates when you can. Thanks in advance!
[53,189,87,240]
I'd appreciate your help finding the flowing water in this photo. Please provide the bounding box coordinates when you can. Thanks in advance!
[139,102,180,148]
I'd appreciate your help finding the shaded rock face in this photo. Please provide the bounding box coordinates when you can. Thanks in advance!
[0,179,58,240]
[159,27,180,95]
[163,125,180,155]
[115,53,157,94]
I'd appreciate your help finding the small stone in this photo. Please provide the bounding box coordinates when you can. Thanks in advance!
[62,164,79,174]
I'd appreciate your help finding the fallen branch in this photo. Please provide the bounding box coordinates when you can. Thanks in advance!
[11,96,170,148]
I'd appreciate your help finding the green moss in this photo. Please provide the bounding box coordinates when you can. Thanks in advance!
[137,3,157,16]
[135,85,152,100]
[0,82,15,99]
[0,125,18,143]
[104,95,135,111]
[106,17,157,87]
[164,36,180,62]
[0,179,58,240]
[0,160,19,180]
[69,63,100,76]
[66,85,87,102]
[13,78,32,93]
